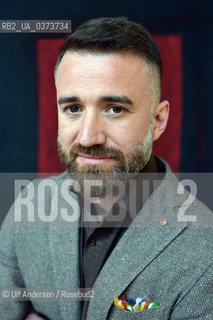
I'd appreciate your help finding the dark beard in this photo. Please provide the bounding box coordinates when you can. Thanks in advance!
[57,142,151,175]
[57,140,152,197]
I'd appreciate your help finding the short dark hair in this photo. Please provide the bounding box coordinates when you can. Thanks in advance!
[55,17,162,106]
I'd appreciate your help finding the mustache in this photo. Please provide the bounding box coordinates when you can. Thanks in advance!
[69,143,124,160]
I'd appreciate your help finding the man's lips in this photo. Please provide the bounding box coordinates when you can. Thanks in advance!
[76,153,115,165]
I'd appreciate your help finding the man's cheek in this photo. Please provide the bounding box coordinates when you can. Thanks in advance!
[59,131,76,151]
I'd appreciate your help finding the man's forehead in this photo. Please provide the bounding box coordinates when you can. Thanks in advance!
[55,52,155,110]
[56,50,149,78]
[55,50,151,98]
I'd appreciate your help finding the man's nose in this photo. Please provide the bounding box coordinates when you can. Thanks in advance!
[77,112,107,147]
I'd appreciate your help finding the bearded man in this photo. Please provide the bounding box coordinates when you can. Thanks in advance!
[1,17,213,320]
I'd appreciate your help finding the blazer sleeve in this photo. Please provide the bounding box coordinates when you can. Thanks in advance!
[0,202,31,320]
[170,263,213,319]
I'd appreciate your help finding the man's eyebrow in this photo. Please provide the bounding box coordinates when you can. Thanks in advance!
[98,95,134,105]
[58,96,81,105]
[58,95,134,106]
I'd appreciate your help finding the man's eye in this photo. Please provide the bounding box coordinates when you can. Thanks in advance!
[108,105,125,114]
[66,105,80,113]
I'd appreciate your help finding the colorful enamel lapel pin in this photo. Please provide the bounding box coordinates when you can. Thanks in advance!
[114,294,158,312]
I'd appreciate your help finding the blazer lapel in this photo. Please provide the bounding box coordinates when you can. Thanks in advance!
[48,187,81,320]
[87,167,187,319]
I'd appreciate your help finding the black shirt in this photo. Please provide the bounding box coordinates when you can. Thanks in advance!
[79,155,162,319]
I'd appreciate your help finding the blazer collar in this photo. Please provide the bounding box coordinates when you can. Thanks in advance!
[86,160,187,319]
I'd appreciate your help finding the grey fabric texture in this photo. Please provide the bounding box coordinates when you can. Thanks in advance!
[0,158,213,319]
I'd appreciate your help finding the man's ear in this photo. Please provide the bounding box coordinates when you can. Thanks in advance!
[153,100,170,141]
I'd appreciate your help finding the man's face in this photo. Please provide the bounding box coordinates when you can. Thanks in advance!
[55,51,157,176]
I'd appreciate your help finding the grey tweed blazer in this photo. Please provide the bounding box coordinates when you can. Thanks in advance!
[0,158,213,320]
